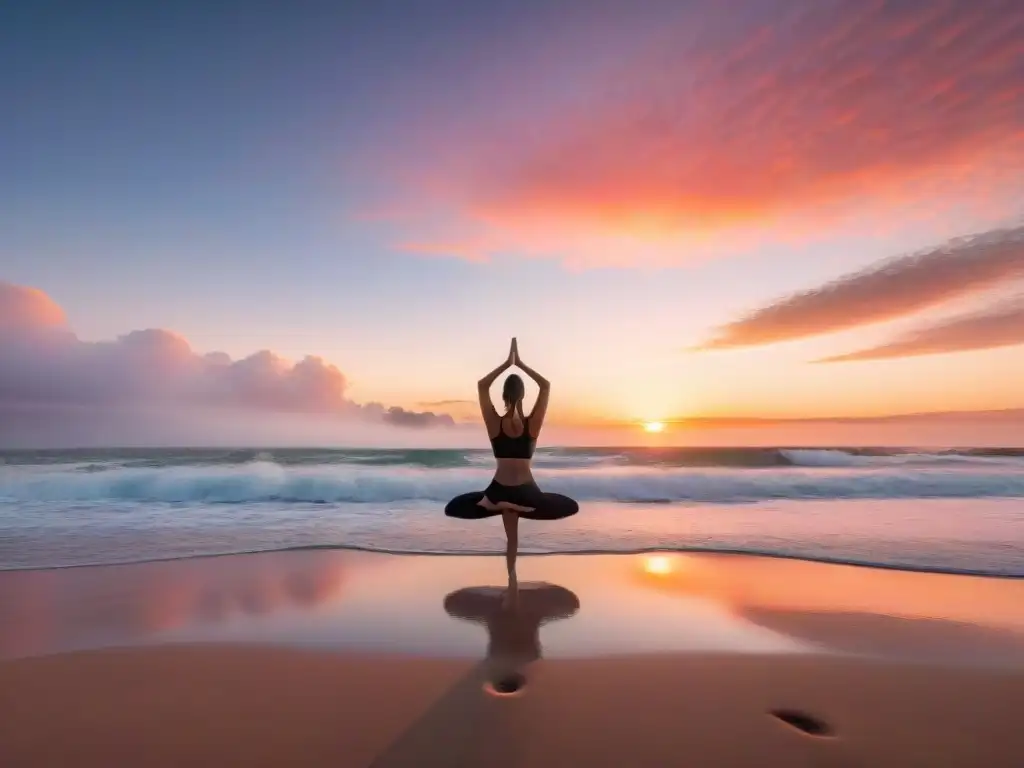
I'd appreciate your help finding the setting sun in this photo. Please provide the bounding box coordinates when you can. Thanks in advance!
[642,421,666,433]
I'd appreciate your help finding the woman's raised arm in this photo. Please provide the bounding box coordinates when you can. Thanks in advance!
[517,353,550,435]
[477,338,517,428]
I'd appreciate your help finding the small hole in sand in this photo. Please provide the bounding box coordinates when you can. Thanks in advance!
[484,673,526,697]
[770,709,834,737]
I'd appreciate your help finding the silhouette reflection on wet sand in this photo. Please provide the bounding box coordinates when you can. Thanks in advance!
[366,575,580,768]
[444,578,581,694]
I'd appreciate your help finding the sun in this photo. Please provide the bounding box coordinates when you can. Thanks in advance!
[642,421,665,433]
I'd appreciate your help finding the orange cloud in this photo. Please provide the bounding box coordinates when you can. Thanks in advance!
[389,0,1024,265]
[819,296,1024,362]
[0,283,68,333]
[699,226,1024,348]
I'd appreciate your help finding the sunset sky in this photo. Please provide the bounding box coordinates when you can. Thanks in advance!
[2,0,1023,447]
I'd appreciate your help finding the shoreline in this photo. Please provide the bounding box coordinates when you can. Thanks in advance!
[4,494,1020,577]
[3,542,1023,578]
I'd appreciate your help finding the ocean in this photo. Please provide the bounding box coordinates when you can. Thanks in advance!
[1,447,1022,575]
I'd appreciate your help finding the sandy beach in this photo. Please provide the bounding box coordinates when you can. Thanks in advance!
[1,550,1023,766]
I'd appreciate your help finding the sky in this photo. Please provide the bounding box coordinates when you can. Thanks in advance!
[2,0,1023,447]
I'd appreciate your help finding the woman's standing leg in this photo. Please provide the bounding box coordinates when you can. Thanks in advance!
[501,511,519,580]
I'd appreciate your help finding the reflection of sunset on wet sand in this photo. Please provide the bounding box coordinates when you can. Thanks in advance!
[642,554,674,575]
[628,552,1024,660]
[1,550,1023,766]
[4,549,1022,663]
[630,552,1024,627]
[0,551,349,659]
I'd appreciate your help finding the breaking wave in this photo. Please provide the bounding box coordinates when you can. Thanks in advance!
[2,458,1023,504]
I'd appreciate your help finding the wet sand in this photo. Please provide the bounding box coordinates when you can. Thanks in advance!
[1,550,1023,766]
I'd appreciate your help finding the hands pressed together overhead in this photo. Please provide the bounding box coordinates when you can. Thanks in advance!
[507,337,520,367]
[477,336,550,431]
[480,337,547,390]
[503,337,548,387]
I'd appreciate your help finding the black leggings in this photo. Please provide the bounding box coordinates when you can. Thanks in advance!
[445,480,579,521]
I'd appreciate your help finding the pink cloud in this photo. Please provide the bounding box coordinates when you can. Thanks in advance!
[386,0,1024,266]
[699,225,1024,348]
[0,282,455,433]
[818,296,1024,362]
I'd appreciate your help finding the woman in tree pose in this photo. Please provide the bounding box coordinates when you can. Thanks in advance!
[445,338,579,579]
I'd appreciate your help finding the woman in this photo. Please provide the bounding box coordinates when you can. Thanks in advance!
[445,338,579,577]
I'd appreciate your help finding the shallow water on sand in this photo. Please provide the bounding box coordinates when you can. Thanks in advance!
[1,496,1021,575]
[2,550,1022,665]
[2,448,1023,574]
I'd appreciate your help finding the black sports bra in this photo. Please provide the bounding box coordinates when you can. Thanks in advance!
[491,416,536,459]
